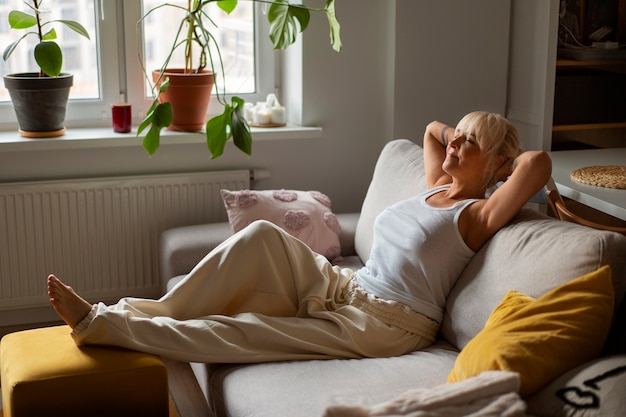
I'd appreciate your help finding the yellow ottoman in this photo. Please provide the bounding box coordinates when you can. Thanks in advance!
[0,325,169,417]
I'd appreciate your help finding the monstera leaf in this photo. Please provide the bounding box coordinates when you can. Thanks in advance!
[268,0,341,52]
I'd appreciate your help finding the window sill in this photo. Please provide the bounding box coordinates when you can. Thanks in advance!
[0,125,323,152]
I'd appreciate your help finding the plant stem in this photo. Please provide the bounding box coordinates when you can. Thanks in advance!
[185,0,194,73]
[33,0,45,77]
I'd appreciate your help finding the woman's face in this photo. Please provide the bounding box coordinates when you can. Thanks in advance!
[442,126,491,185]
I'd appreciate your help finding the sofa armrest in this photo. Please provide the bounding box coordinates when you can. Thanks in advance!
[159,212,361,293]
[159,222,233,292]
[336,212,359,258]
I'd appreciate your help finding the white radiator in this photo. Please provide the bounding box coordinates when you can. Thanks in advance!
[0,170,250,323]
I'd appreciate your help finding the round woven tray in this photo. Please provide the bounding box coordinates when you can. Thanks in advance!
[570,165,626,190]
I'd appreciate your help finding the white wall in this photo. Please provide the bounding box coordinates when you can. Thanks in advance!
[392,0,557,152]
[506,0,558,151]
[393,0,511,144]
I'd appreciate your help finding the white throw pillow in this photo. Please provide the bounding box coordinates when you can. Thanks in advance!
[526,354,626,416]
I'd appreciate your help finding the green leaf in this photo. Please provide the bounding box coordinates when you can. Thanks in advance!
[268,1,310,49]
[230,97,252,155]
[57,20,91,40]
[137,113,153,136]
[216,0,238,14]
[34,41,62,76]
[152,102,173,128]
[159,78,170,94]
[139,102,172,156]
[142,125,162,156]
[325,0,342,52]
[137,100,160,135]
[42,28,57,41]
[137,115,152,136]
[3,39,22,61]
[206,109,231,159]
[8,11,36,29]
[204,98,252,158]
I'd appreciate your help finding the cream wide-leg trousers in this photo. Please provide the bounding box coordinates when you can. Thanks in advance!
[71,220,435,363]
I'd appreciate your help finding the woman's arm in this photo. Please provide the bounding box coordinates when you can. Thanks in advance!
[480,151,552,233]
[461,150,552,251]
[423,121,453,188]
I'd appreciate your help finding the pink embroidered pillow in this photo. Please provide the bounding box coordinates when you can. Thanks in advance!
[221,189,341,261]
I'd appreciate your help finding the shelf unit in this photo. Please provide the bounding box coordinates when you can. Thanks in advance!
[552,59,626,150]
[551,0,626,150]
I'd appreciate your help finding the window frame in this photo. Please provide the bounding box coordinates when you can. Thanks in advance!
[0,0,278,131]
[0,0,121,130]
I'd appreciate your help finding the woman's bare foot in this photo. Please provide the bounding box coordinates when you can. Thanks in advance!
[47,275,92,329]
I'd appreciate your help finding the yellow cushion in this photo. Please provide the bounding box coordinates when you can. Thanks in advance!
[447,265,615,397]
[0,325,169,417]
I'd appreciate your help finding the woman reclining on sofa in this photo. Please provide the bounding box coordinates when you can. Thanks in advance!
[47,110,552,364]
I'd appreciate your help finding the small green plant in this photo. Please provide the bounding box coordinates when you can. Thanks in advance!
[138,0,341,159]
[2,0,90,77]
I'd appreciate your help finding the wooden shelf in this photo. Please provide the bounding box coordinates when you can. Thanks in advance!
[557,59,626,67]
[553,122,626,132]
[551,1,626,150]
[556,59,626,74]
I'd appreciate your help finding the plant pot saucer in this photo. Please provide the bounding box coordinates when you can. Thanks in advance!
[19,127,66,138]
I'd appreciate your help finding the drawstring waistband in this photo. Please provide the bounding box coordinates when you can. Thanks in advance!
[342,279,440,343]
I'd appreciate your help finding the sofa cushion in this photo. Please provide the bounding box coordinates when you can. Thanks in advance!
[526,354,626,417]
[207,341,458,417]
[354,139,427,263]
[447,265,614,397]
[159,222,235,292]
[441,210,626,352]
[221,189,341,261]
[160,213,363,294]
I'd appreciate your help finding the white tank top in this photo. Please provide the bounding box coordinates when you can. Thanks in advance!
[355,185,479,324]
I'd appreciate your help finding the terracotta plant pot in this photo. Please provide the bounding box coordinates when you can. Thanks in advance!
[3,73,73,138]
[152,69,215,132]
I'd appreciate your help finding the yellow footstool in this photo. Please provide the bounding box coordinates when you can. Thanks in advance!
[0,325,169,417]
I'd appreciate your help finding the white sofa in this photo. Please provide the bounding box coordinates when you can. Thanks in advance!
[160,139,626,417]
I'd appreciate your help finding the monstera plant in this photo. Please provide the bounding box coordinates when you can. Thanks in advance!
[138,0,341,158]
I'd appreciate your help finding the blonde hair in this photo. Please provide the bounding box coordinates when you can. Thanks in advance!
[455,111,523,190]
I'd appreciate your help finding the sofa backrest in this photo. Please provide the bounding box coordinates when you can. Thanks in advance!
[354,139,427,262]
[356,139,626,353]
[440,209,626,351]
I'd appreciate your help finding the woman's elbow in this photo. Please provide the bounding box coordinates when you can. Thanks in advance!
[527,150,552,183]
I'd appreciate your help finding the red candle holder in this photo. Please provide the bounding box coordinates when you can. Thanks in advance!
[112,103,132,133]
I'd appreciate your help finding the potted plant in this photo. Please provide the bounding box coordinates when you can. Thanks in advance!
[2,0,90,137]
[138,0,341,158]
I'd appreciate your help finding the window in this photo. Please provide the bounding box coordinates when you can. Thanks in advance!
[141,0,255,95]
[0,0,276,130]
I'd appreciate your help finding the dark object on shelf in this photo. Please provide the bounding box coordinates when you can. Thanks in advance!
[553,70,626,125]
[557,46,626,61]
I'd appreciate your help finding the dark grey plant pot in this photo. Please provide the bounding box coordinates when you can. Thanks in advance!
[3,73,73,137]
